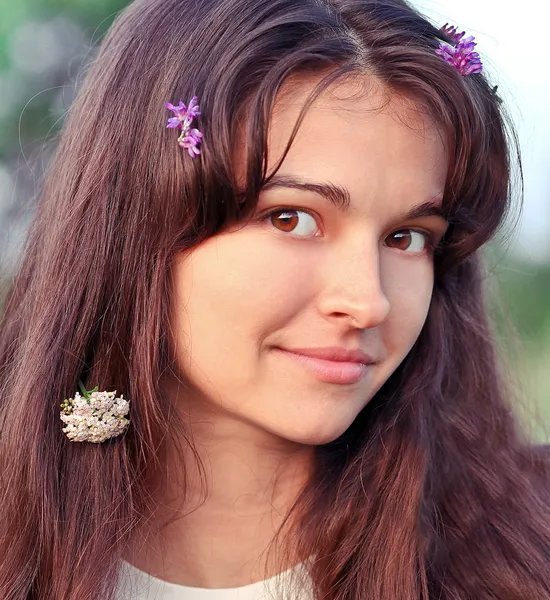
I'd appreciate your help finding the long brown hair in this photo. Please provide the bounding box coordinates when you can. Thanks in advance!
[1,0,549,598]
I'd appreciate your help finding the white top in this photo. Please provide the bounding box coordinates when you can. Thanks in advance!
[116,560,314,600]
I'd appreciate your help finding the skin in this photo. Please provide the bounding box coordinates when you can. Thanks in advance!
[129,76,448,588]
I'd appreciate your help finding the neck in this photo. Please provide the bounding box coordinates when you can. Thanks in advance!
[126,381,315,588]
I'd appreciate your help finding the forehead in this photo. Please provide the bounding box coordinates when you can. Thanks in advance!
[266,75,447,195]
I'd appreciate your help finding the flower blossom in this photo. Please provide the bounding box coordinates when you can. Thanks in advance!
[440,23,466,45]
[166,96,203,158]
[60,388,129,443]
[436,30,483,76]
[177,128,203,157]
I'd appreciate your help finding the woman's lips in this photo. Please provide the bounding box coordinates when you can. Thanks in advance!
[274,347,371,385]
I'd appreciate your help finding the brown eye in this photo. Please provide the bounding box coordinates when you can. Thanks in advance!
[267,209,319,237]
[385,229,429,253]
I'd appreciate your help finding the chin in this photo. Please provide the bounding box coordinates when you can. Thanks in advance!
[273,418,357,446]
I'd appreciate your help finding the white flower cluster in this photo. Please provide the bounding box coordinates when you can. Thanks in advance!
[60,390,130,443]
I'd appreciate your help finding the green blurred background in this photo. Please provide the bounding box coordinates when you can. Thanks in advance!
[0,0,548,440]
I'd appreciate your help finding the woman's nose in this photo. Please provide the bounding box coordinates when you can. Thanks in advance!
[316,239,391,330]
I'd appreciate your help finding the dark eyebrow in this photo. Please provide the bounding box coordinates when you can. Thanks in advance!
[260,175,447,222]
[402,200,447,222]
[261,175,351,210]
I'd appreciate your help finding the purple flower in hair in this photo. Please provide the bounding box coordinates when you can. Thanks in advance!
[185,96,201,120]
[165,96,203,158]
[165,101,188,127]
[440,23,465,45]
[436,25,483,76]
[178,127,203,158]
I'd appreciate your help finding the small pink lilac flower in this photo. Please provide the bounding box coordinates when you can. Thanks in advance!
[166,96,203,158]
[436,28,483,76]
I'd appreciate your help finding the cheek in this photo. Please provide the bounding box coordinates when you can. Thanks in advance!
[382,257,434,355]
[177,235,311,322]
[169,236,313,373]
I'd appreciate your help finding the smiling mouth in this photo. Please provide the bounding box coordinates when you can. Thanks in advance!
[273,347,371,385]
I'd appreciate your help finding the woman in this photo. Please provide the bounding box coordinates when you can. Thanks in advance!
[1,0,549,598]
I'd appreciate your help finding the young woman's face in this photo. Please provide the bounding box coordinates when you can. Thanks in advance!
[169,78,448,445]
